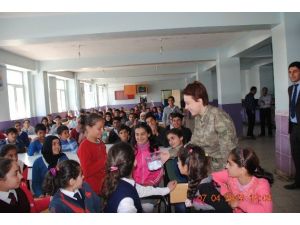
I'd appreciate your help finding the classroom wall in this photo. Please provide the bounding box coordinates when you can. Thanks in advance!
[259,65,274,95]
[105,79,186,108]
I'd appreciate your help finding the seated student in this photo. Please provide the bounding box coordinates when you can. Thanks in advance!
[177,144,232,213]
[104,112,113,127]
[27,124,47,156]
[41,117,51,133]
[102,142,176,213]
[0,145,50,213]
[0,131,5,140]
[125,113,138,128]
[139,112,146,123]
[70,115,86,145]
[43,160,101,213]
[119,110,128,125]
[165,129,188,183]
[145,112,168,147]
[14,121,30,147]
[165,112,192,145]
[21,119,35,135]
[0,158,31,213]
[212,147,273,213]
[107,117,121,144]
[131,123,169,186]
[47,114,56,127]
[0,128,26,153]
[118,125,131,143]
[32,136,68,197]
[49,115,63,135]
[57,125,78,153]
[64,110,77,130]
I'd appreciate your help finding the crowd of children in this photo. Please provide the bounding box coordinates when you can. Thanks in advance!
[0,101,273,213]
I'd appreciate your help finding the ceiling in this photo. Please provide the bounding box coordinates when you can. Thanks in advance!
[0,12,274,81]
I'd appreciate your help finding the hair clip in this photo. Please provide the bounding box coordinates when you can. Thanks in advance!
[110,166,118,172]
[188,148,193,154]
[239,149,245,166]
[49,167,57,177]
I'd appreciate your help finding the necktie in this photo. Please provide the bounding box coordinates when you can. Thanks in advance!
[74,192,85,208]
[291,84,299,118]
[8,192,17,205]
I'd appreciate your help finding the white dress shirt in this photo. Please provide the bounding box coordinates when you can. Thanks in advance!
[60,188,82,200]
[117,177,170,213]
[0,189,18,204]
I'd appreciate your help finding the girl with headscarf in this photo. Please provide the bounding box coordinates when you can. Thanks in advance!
[32,135,68,197]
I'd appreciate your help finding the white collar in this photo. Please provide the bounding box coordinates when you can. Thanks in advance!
[0,189,17,204]
[121,177,135,187]
[60,188,81,200]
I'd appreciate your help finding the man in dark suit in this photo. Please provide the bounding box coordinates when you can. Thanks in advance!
[244,86,257,139]
[285,61,300,190]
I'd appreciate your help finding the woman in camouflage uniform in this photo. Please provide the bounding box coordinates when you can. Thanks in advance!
[183,81,238,171]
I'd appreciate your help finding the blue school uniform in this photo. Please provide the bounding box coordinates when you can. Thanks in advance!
[104,179,143,213]
[27,140,43,156]
[49,182,101,213]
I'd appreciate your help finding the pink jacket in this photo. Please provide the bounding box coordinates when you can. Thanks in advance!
[212,170,272,213]
[132,142,163,186]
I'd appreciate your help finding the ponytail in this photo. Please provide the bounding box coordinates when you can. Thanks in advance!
[230,148,274,185]
[42,160,81,196]
[178,144,210,200]
[102,142,135,205]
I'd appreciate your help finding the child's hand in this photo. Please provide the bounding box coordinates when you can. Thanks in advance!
[167,180,177,192]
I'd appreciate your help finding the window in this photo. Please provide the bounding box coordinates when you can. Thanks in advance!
[56,79,67,112]
[7,69,29,120]
[84,83,95,109]
[98,85,108,107]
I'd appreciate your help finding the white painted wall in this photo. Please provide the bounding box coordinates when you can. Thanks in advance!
[106,79,185,106]
[259,66,274,95]
[246,65,260,98]
[0,66,10,121]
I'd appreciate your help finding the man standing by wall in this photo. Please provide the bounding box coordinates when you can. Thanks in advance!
[244,86,257,139]
[285,61,300,190]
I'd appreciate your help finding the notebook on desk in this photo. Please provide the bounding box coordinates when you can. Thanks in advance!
[170,183,188,204]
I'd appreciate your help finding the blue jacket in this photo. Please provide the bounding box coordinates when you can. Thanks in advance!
[32,157,48,197]
[32,155,68,197]
[18,131,30,147]
[27,140,43,156]
[104,179,143,213]
[0,138,26,153]
[60,138,78,153]
[49,182,101,213]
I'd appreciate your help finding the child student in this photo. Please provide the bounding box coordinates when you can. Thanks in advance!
[27,123,47,156]
[0,144,50,213]
[0,158,30,212]
[118,124,131,143]
[131,123,169,186]
[0,128,26,153]
[212,147,273,213]
[32,136,68,197]
[14,121,30,147]
[21,119,35,135]
[177,144,232,212]
[43,160,101,213]
[57,125,78,153]
[77,113,107,195]
[102,142,176,213]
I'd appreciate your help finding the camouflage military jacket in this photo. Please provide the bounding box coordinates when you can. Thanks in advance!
[190,105,238,170]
